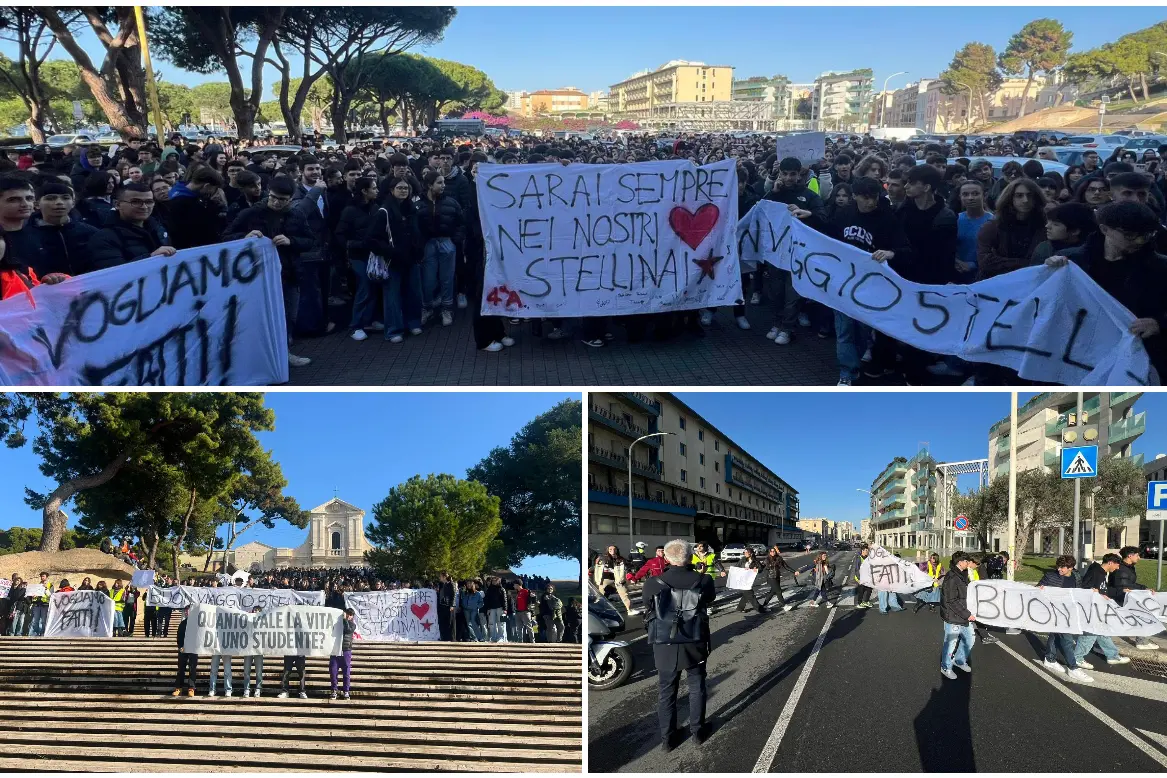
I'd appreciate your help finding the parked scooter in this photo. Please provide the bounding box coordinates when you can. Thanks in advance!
[588,582,633,691]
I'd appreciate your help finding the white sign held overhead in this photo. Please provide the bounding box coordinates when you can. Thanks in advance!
[736,201,1158,386]
[772,132,826,165]
[477,160,742,318]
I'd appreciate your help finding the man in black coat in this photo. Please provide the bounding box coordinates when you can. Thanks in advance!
[436,572,458,642]
[642,539,717,751]
[1109,545,1159,651]
[939,551,976,680]
[32,181,98,277]
[87,183,176,271]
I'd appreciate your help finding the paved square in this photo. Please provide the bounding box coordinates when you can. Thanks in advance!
[288,302,838,386]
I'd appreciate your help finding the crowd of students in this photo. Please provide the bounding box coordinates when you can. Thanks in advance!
[2,130,1162,383]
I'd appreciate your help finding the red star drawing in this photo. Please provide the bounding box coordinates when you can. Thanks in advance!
[420,620,434,632]
[692,252,724,282]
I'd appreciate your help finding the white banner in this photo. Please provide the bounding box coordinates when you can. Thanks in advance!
[968,580,1166,636]
[131,570,155,588]
[1123,590,1167,623]
[737,201,1157,386]
[344,588,439,642]
[0,578,8,599]
[24,583,45,598]
[0,238,289,386]
[45,590,114,638]
[478,160,742,317]
[726,567,759,591]
[146,586,323,611]
[859,545,935,594]
[183,603,344,656]
[772,132,826,165]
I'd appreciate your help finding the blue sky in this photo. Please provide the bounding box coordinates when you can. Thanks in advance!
[0,392,580,579]
[674,392,1167,533]
[2,8,1154,102]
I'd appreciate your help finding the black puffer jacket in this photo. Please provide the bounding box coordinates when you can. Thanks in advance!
[335,201,381,262]
[88,218,171,271]
[1108,562,1145,606]
[223,203,315,283]
[165,184,226,250]
[940,567,971,625]
[416,194,464,244]
[368,199,422,268]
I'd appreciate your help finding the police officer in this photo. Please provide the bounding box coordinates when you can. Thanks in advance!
[628,542,649,574]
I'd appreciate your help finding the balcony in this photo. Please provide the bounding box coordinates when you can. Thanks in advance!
[1044,417,1069,437]
[994,461,1010,477]
[1044,449,1059,468]
[996,435,1011,453]
[1109,412,1146,445]
[875,461,908,488]
[1110,392,1140,408]
[618,392,661,416]
[907,520,931,532]
[588,485,696,517]
[589,404,647,439]
[1132,453,1145,468]
[882,508,909,520]
[588,445,662,480]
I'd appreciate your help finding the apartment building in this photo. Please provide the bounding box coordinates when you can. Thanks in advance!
[811,69,873,131]
[860,519,872,542]
[732,74,790,118]
[1146,455,1167,551]
[797,518,834,541]
[529,88,590,114]
[987,392,1145,555]
[588,392,801,555]
[872,449,942,550]
[609,60,733,121]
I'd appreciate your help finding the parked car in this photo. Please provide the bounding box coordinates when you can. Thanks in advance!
[720,543,746,564]
[1142,541,1161,559]
[923,156,1069,176]
[748,543,767,559]
[1060,134,1126,150]
[1117,136,1167,154]
[45,133,95,147]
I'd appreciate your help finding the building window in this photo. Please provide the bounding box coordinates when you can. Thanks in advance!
[590,516,630,534]
[699,453,705,465]
[680,442,687,456]
[681,469,687,482]
[700,477,706,488]
[716,483,720,494]
[655,489,665,501]
[698,429,704,441]
[331,532,341,550]
[715,461,720,472]
[671,522,691,536]
[714,441,720,451]
[679,416,686,430]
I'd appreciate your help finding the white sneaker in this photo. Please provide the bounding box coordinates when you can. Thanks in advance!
[735,315,751,330]
[1006,628,1022,635]
[1066,668,1094,683]
[420,309,432,326]
[457,293,468,309]
[837,377,852,387]
[775,331,791,345]
[242,688,250,698]
[483,341,504,352]
[441,311,453,326]
[749,292,761,305]
[1136,641,1159,651]
[824,602,834,609]
[254,687,262,698]
[410,327,423,336]
[797,312,811,327]
[501,336,515,347]
[288,353,311,367]
[861,346,873,363]
[224,690,232,697]
[389,334,404,344]
[955,663,972,673]
[1043,659,1065,674]
[207,690,216,698]
[1107,656,1131,665]
[783,604,795,612]
[699,311,713,327]
[368,321,385,332]
[298,691,308,699]
[1077,659,1094,670]
[766,326,779,340]
[276,691,288,699]
[940,668,957,680]
[350,329,367,342]
[626,608,640,616]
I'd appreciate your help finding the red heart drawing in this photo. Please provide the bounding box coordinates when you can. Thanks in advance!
[669,204,720,251]
[410,602,430,620]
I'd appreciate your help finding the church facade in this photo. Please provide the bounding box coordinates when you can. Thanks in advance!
[231,498,374,572]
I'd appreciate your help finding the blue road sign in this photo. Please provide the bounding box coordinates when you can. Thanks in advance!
[954,515,969,531]
[1148,481,1167,511]
[1061,446,1098,479]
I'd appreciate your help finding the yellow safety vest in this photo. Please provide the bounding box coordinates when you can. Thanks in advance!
[692,551,717,572]
[927,562,943,586]
[33,581,52,605]
[968,568,980,582]
[110,587,126,612]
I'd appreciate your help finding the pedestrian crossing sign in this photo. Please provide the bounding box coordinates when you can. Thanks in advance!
[1061,446,1098,479]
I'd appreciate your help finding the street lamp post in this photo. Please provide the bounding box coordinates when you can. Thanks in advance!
[879,71,908,129]
[857,488,874,544]
[628,432,674,551]
[955,82,976,131]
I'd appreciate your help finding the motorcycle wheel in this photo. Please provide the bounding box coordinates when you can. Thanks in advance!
[589,646,633,691]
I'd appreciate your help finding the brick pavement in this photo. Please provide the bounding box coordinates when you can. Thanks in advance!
[287,301,839,386]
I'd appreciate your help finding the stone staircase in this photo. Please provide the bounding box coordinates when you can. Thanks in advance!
[0,637,582,772]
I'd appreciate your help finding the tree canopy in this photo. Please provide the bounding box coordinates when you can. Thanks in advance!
[997,19,1072,118]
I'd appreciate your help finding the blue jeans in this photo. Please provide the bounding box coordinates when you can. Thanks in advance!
[423,238,457,312]
[29,605,48,636]
[1046,632,1079,669]
[383,263,423,337]
[1074,634,1120,663]
[463,607,485,641]
[916,587,941,604]
[878,590,903,612]
[210,655,234,693]
[835,312,869,382]
[941,622,975,671]
[348,257,378,330]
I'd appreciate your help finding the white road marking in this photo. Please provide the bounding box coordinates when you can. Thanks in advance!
[995,638,1167,768]
[1137,729,1167,755]
[751,604,838,773]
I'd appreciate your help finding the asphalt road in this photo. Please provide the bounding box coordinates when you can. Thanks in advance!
[589,550,1167,773]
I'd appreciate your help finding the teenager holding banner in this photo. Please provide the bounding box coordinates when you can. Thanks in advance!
[329,608,357,700]
[173,609,197,697]
[1037,556,1093,683]
[1074,554,1133,670]
[939,551,977,680]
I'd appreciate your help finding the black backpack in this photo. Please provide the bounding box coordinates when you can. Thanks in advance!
[646,579,705,646]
